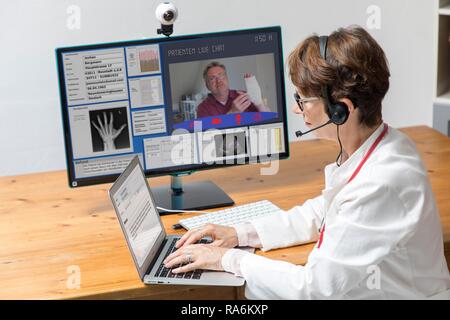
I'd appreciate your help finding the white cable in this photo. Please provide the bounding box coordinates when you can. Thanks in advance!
[156,206,205,214]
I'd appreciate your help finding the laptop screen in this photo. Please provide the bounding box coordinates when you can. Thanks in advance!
[110,158,163,268]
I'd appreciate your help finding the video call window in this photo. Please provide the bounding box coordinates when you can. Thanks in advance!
[168,54,278,128]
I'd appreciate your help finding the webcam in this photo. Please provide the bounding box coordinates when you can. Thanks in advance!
[155,2,178,36]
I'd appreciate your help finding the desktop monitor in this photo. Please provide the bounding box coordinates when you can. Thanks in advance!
[56,26,289,212]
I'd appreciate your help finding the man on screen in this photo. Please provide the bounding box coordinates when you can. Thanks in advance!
[196,62,271,118]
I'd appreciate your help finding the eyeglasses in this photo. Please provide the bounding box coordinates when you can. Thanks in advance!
[293,92,319,111]
[207,72,227,83]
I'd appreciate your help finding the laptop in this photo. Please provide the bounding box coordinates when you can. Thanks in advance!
[109,156,245,286]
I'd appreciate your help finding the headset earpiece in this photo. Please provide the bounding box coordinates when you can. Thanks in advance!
[330,101,349,125]
[319,35,349,126]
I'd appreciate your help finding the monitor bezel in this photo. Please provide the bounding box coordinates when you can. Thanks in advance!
[56,26,290,188]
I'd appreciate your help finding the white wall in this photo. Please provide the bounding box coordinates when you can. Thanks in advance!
[0,0,437,176]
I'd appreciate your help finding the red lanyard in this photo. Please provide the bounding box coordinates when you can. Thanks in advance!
[317,123,389,249]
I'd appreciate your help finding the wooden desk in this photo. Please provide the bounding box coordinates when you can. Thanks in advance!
[0,126,449,299]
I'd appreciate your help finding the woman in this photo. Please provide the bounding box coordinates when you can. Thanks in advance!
[164,25,450,299]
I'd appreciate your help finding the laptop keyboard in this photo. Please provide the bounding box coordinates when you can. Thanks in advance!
[154,238,209,280]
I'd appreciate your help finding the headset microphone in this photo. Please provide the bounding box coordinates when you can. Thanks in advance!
[295,119,333,137]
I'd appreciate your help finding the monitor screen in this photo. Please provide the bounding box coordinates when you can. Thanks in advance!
[56,26,289,187]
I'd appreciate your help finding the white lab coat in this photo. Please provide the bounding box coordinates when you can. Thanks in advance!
[240,124,450,299]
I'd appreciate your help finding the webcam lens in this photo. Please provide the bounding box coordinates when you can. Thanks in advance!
[163,11,174,21]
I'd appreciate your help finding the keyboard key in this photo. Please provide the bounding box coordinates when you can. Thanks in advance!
[160,268,169,278]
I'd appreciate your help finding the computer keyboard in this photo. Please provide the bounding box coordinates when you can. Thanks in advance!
[178,200,282,230]
[155,238,209,279]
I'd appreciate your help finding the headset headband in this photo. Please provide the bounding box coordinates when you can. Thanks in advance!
[319,36,331,105]
[319,35,328,61]
[318,34,349,126]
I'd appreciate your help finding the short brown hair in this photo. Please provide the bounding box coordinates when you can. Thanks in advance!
[288,25,390,127]
[203,61,226,82]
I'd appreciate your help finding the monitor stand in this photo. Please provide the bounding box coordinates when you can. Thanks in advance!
[150,174,234,214]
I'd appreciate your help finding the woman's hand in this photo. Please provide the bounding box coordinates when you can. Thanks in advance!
[163,244,229,273]
[175,223,239,249]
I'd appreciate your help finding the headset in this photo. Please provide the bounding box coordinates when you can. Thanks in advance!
[319,35,349,126]
[295,35,350,139]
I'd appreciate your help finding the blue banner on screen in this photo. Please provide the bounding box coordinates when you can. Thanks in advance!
[173,112,278,131]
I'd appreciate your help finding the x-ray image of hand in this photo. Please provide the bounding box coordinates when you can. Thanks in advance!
[92,112,127,151]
